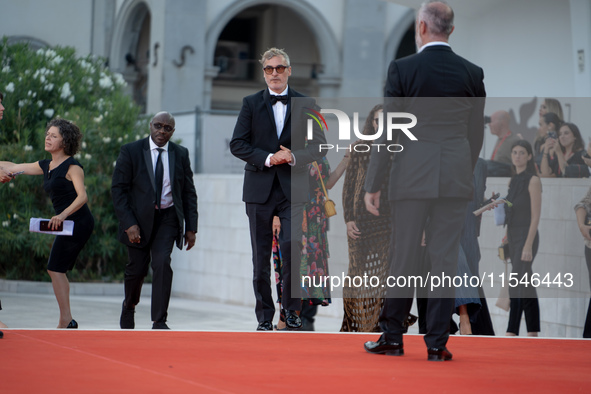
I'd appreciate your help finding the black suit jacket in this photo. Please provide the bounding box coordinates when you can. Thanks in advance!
[111,137,198,249]
[230,87,326,204]
[365,45,486,201]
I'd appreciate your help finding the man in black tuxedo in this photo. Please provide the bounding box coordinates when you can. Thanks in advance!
[112,111,198,330]
[363,1,485,361]
[230,48,326,331]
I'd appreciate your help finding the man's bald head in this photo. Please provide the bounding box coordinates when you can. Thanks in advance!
[418,1,454,38]
[490,110,511,137]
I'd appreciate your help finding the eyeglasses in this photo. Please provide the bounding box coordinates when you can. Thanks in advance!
[262,65,288,75]
[152,122,174,133]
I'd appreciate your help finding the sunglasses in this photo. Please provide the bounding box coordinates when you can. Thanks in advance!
[262,65,288,75]
[373,118,380,123]
[152,122,174,133]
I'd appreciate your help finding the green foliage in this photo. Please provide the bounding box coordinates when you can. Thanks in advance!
[0,38,150,281]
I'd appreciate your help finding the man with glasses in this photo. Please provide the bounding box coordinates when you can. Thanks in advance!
[230,48,326,331]
[112,111,198,330]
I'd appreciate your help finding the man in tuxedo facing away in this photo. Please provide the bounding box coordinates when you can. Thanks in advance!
[230,48,326,331]
[363,1,486,360]
[112,111,198,330]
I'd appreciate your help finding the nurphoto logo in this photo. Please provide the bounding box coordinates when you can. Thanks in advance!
[305,107,418,153]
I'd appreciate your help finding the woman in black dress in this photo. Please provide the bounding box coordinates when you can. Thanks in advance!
[504,140,542,336]
[1,119,94,328]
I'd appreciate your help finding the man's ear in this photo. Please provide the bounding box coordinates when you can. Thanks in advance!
[419,20,427,36]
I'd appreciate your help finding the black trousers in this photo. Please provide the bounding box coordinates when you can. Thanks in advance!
[506,228,540,334]
[124,207,178,323]
[246,178,301,323]
[379,198,467,349]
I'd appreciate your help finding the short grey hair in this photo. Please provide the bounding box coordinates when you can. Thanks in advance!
[259,48,291,66]
[418,1,454,36]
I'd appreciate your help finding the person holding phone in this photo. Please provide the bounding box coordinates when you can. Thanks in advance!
[1,118,94,329]
[537,112,561,177]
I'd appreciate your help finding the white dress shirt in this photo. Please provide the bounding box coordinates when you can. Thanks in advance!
[418,41,450,53]
[265,86,290,167]
[149,137,174,209]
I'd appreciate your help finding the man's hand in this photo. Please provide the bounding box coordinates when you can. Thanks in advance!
[184,230,196,250]
[364,191,381,216]
[273,216,281,237]
[270,145,292,166]
[125,224,141,244]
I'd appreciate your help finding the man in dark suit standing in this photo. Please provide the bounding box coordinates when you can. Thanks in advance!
[112,111,198,330]
[363,1,485,361]
[230,48,326,331]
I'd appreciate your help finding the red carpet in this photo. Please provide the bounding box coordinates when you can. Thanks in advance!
[1,330,589,393]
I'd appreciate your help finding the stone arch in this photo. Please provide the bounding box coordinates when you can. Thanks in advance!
[204,0,341,105]
[6,36,50,51]
[109,0,152,111]
[384,9,416,72]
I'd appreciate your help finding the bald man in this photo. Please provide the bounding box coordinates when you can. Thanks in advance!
[112,111,198,330]
[363,1,486,361]
[490,110,520,165]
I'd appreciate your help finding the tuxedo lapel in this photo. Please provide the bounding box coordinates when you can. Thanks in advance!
[278,88,296,144]
[168,144,176,185]
[142,139,156,192]
[285,87,293,125]
[262,89,276,132]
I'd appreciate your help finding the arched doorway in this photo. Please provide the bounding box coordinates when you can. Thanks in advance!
[205,0,341,111]
[110,1,151,113]
[384,9,416,75]
[210,4,321,110]
[6,36,50,52]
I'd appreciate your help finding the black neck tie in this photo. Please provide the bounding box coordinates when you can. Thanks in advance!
[270,95,288,105]
[155,148,164,209]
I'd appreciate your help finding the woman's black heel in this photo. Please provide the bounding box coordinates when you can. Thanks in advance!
[66,319,78,329]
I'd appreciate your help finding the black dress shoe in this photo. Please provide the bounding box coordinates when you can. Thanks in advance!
[120,301,135,329]
[285,310,302,330]
[427,347,453,361]
[152,321,170,330]
[66,319,78,329]
[364,340,404,356]
[257,321,273,331]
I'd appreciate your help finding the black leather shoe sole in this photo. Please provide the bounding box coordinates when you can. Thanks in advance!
[364,341,404,356]
[427,348,453,361]
[152,322,170,329]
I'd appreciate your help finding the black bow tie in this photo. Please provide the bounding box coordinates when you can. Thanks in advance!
[270,95,288,105]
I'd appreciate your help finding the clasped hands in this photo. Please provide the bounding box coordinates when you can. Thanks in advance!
[270,145,292,166]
